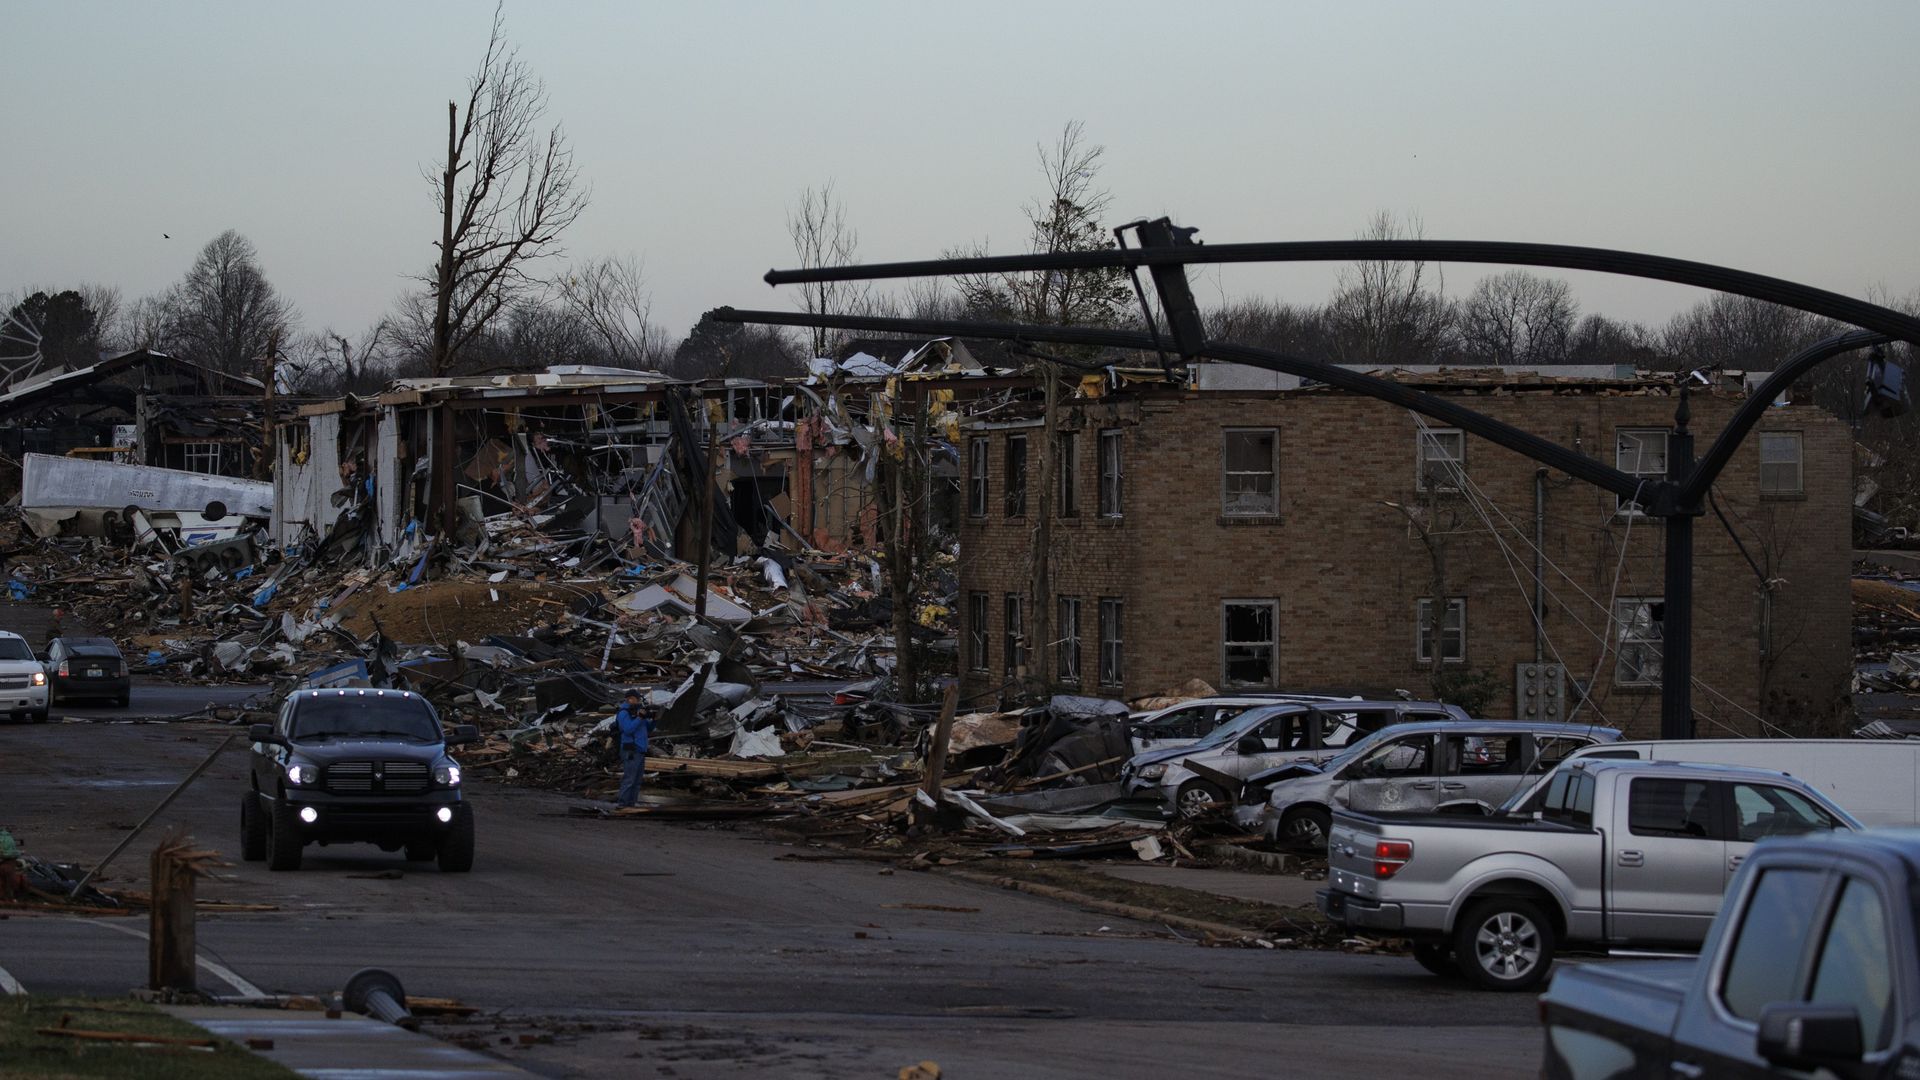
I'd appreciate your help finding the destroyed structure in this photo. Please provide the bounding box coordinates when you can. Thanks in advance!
[957,365,1852,738]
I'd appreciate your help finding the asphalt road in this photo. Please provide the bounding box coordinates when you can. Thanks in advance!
[0,719,1546,1078]
[51,677,268,720]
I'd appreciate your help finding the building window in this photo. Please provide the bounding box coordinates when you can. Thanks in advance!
[1222,428,1279,517]
[1098,598,1124,686]
[1222,600,1279,688]
[1416,428,1465,492]
[1614,597,1663,687]
[1416,597,1467,664]
[1097,429,1123,518]
[182,441,222,475]
[1004,435,1028,518]
[1057,432,1078,518]
[1003,593,1025,674]
[967,592,989,672]
[1759,432,1803,496]
[1056,596,1081,684]
[1616,428,1669,515]
[967,438,988,517]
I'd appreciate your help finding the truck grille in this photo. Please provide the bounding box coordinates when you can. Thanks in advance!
[324,761,432,794]
[0,675,28,690]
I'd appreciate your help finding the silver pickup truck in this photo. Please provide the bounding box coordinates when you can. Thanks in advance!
[1315,758,1861,990]
[1540,830,1920,1078]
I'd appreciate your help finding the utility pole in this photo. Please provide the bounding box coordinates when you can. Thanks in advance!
[693,391,718,619]
[259,331,277,480]
[1659,389,1700,740]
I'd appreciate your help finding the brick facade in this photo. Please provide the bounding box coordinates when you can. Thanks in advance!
[957,383,1852,739]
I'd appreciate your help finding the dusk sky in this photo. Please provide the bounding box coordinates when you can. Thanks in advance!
[5,0,1917,346]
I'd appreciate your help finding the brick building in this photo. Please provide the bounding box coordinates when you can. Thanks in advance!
[956,370,1852,739]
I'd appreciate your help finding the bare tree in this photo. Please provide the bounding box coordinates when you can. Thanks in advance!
[1458,270,1578,366]
[1661,293,1830,372]
[787,181,870,358]
[558,254,663,369]
[426,4,588,376]
[160,230,298,372]
[1325,211,1455,366]
[1567,313,1659,367]
[1012,121,1131,329]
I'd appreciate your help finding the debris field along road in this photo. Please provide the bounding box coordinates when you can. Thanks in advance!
[0,720,1546,1078]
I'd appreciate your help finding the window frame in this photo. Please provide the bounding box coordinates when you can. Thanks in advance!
[181,441,222,475]
[1056,595,1081,685]
[1415,427,1465,492]
[1415,596,1468,665]
[1221,598,1280,689]
[1097,429,1124,518]
[1715,865,1834,1025]
[1057,431,1078,518]
[1002,593,1025,675]
[1004,434,1028,518]
[1759,431,1804,497]
[1613,596,1664,687]
[1220,427,1280,518]
[966,591,989,672]
[1098,597,1124,686]
[1615,428,1670,516]
[967,438,988,518]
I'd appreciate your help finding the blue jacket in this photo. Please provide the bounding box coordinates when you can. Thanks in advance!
[616,703,654,752]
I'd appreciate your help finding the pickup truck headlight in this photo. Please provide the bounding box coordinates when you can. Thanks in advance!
[31,671,45,686]
[286,762,319,786]
[434,764,462,787]
[1137,764,1168,781]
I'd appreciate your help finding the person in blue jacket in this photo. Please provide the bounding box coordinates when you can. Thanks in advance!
[615,688,655,808]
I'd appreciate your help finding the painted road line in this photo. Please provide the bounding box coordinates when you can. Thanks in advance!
[84,919,267,998]
[0,962,24,995]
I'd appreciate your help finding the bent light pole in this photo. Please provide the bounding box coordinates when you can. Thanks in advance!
[719,225,1919,739]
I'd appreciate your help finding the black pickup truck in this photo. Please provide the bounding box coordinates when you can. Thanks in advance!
[1539,830,1920,1078]
[242,688,479,872]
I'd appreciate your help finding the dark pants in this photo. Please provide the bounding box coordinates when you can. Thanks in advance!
[617,746,648,806]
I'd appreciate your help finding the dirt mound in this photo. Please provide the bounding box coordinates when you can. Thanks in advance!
[335,579,599,644]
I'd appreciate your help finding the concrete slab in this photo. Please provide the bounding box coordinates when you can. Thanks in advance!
[1087,864,1323,908]
[165,1006,529,1079]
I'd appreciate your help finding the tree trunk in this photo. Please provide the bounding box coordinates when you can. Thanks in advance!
[431,102,457,376]
[1028,364,1059,694]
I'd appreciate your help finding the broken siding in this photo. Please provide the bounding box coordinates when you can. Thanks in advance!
[271,412,342,548]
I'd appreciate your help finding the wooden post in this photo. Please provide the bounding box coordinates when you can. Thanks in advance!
[694,397,719,618]
[259,331,277,480]
[149,840,196,993]
[920,682,961,803]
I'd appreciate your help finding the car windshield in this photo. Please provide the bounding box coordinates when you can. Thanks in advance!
[0,638,34,661]
[289,696,441,742]
[1189,705,1299,750]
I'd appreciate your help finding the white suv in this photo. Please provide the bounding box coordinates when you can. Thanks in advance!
[0,631,50,722]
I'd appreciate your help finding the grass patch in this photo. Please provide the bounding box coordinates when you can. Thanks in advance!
[0,996,297,1080]
[977,860,1337,941]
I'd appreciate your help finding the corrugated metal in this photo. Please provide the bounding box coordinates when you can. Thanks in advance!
[20,453,272,517]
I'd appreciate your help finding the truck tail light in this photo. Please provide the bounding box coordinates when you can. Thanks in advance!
[57,661,69,677]
[1374,839,1414,878]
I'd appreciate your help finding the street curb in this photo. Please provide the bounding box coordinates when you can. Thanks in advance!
[942,867,1269,942]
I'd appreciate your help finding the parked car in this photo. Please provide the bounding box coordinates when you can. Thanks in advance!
[1128,694,1350,755]
[245,688,480,872]
[1505,737,1920,828]
[45,636,130,707]
[1124,698,1470,818]
[1540,829,1920,1077]
[0,630,49,723]
[1255,720,1623,850]
[1315,758,1861,990]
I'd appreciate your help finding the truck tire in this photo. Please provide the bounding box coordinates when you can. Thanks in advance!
[1278,806,1332,852]
[403,842,436,862]
[436,806,474,873]
[1453,897,1555,991]
[267,797,304,871]
[240,793,267,862]
[1176,780,1229,820]
[1411,943,1458,977]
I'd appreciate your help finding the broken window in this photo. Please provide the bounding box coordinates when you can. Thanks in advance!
[1057,432,1078,518]
[1616,429,1669,515]
[1221,429,1278,517]
[1222,600,1278,688]
[1097,429,1123,518]
[1003,593,1025,674]
[181,441,222,475]
[1098,598,1124,685]
[1614,597,1663,687]
[1759,432,1803,496]
[1415,428,1465,492]
[968,438,988,517]
[1057,596,1081,684]
[1416,597,1467,664]
[967,592,989,671]
[1005,435,1028,518]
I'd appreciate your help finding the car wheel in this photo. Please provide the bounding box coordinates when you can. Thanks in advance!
[1176,780,1229,820]
[115,692,130,708]
[436,805,474,873]
[1453,898,1556,991]
[403,842,436,862]
[1279,806,1332,852]
[240,792,267,862]
[266,797,304,871]
[1412,943,1458,977]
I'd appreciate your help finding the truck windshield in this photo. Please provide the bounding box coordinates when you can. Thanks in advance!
[289,697,441,743]
[0,638,34,661]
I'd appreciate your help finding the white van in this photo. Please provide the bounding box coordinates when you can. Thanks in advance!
[1508,739,1920,827]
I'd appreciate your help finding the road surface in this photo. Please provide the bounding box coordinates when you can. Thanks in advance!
[0,719,1547,1078]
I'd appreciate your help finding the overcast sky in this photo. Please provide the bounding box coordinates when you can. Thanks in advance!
[5,1,1917,346]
